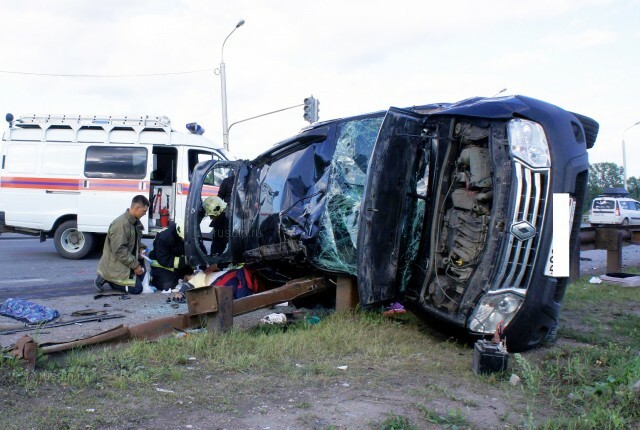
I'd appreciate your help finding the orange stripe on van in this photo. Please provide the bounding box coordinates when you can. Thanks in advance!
[0,177,81,190]
[0,177,147,192]
[177,183,219,196]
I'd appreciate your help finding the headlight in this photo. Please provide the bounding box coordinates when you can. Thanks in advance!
[468,292,524,334]
[507,119,550,168]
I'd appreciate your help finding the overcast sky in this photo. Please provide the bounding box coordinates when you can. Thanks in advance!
[1,1,639,176]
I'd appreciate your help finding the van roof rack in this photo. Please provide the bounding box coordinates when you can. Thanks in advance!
[600,187,629,196]
[15,114,171,128]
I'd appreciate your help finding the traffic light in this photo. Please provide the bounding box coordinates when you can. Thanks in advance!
[303,96,320,124]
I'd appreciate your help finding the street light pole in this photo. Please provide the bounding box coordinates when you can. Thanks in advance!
[622,121,640,187]
[220,19,245,152]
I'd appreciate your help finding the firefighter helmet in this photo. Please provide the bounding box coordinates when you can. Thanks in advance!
[203,196,227,217]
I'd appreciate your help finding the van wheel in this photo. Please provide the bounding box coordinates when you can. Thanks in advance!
[622,218,629,226]
[54,220,95,259]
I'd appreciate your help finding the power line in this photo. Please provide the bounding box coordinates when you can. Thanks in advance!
[0,69,214,78]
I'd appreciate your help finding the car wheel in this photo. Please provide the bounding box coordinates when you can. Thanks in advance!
[570,112,599,149]
[622,218,629,226]
[54,220,95,259]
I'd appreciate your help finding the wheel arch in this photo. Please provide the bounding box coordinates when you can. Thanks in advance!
[49,214,78,237]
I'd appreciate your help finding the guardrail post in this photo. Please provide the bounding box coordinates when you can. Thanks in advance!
[595,228,624,273]
[209,285,234,334]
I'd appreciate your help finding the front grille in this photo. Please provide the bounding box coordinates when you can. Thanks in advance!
[494,162,550,289]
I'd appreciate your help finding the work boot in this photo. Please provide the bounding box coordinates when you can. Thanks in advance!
[94,275,105,292]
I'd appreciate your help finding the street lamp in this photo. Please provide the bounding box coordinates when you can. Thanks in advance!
[220,19,245,152]
[622,121,640,187]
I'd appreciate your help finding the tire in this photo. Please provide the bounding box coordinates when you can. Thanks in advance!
[54,220,95,259]
[570,112,599,149]
[622,218,629,226]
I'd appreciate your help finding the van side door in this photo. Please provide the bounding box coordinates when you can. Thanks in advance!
[78,145,150,233]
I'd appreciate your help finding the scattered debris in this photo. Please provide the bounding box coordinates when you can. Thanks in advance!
[473,322,509,375]
[93,291,127,299]
[589,276,603,284]
[509,374,521,386]
[0,314,125,335]
[0,298,60,324]
[337,365,348,370]
[599,273,640,288]
[472,339,509,375]
[383,302,406,316]
[155,388,175,394]
[260,313,287,325]
[305,316,321,325]
[10,335,38,370]
[71,309,108,317]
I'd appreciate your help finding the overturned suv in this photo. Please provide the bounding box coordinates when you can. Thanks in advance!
[185,95,597,352]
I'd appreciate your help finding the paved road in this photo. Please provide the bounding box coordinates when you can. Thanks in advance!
[0,234,152,301]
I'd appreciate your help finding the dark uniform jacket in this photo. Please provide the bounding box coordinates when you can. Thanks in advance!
[149,224,186,290]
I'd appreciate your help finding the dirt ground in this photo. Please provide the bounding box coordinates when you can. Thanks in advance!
[1,246,638,429]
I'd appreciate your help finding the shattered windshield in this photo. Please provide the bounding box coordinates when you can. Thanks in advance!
[310,115,384,274]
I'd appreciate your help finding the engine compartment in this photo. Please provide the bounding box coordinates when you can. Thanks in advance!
[427,122,494,313]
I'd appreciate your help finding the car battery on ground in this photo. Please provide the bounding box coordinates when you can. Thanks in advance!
[472,339,509,374]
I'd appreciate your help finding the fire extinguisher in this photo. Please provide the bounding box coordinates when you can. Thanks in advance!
[159,208,170,227]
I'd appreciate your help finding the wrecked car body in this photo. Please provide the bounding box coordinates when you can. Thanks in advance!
[185,95,598,352]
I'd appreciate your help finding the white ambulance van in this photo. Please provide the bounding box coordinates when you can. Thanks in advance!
[0,113,231,259]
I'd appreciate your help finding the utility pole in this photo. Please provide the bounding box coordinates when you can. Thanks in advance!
[219,19,245,152]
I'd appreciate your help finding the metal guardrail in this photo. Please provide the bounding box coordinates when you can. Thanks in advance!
[578,225,640,274]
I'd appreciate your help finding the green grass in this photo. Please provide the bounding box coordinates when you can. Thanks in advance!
[372,414,418,430]
[3,276,640,428]
[0,311,449,390]
[511,276,640,429]
[419,406,471,428]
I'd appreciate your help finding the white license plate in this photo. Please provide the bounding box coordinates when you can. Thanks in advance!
[544,195,576,277]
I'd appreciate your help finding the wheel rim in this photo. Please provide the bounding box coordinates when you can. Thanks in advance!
[60,228,85,253]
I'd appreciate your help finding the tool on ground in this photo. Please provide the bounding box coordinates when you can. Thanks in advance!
[0,314,125,335]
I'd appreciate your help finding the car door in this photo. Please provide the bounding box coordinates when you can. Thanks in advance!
[356,108,426,306]
[632,201,640,225]
[184,159,245,268]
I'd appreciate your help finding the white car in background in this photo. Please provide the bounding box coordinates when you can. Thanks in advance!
[589,195,640,226]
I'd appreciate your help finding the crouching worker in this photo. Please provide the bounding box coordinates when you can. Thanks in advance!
[94,195,150,294]
[149,221,192,292]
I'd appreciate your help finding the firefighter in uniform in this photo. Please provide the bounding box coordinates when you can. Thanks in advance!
[148,221,191,292]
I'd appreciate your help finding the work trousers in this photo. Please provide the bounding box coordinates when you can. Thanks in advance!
[108,273,144,294]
